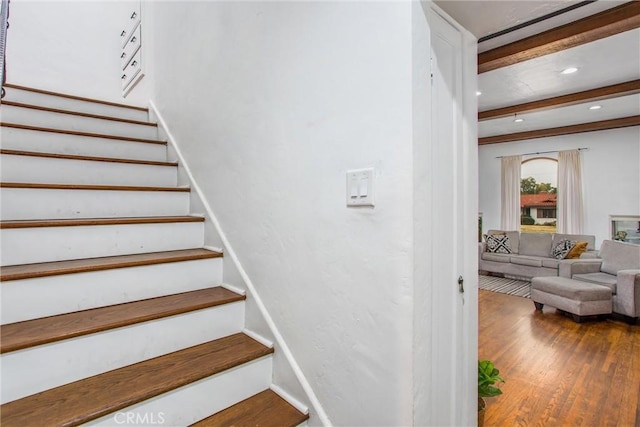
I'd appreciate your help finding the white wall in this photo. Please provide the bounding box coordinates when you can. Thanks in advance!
[479,127,640,247]
[5,0,149,103]
[147,2,416,425]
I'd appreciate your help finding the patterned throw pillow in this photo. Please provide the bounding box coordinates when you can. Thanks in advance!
[552,239,576,259]
[566,241,588,259]
[484,234,512,254]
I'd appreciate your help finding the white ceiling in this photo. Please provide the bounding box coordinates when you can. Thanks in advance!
[479,93,640,138]
[435,0,640,144]
[435,0,583,39]
[475,1,629,52]
[478,29,640,111]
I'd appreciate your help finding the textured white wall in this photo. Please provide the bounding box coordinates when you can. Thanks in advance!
[5,0,149,103]
[479,127,640,247]
[147,2,415,425]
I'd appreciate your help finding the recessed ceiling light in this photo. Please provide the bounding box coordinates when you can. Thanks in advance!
[561,67,578,75]
[589,105,602,110]
[514,118,524,123]
[476,91,482,96]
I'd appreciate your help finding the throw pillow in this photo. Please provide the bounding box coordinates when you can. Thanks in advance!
[552,239,576,259]
[566,241,588,259]
[484,234,512,254]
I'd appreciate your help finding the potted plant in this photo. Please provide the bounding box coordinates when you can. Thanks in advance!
[478,359,504,427]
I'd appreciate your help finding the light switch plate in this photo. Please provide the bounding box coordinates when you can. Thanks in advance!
[346,168,375,207]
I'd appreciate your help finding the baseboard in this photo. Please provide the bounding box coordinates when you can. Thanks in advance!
[242,328,274,349]
[221,283,246,296]
[271,383,310,415]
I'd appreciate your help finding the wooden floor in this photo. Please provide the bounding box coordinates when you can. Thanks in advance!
[479,290,640,427]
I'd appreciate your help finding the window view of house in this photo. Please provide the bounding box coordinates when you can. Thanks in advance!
[520,158,557,233]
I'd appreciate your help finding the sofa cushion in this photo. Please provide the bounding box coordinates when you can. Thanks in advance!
[482,252,511,263]
[484,234,512,254]
[573,272,618,293]
[599,240,640,275]
[488,230,519,254]
[553,233,596,251]
[552,239,576,259]
[542,258,560,269]
[519,233,553,257]
[510,255,543,267]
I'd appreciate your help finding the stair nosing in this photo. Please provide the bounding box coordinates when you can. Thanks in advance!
[1,100,157,127]
[3,83,149,112]
[0,182,190,192]
[0,248,222,282]
[0,334,273,427]
[0,287,246,354]
[0,122,166,145]
[0,216,205,229]
[0,149,177,167]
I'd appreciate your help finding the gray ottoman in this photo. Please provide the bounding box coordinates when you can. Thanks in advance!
[531,276,612,323]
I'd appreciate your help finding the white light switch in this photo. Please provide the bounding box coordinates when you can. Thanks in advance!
[350,176,359,198]
[346,168,375,207]
[360,178,369,197]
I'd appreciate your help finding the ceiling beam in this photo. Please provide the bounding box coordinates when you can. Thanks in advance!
[478,2,640,74]
[479,79,640,121]
[478,115,640,145]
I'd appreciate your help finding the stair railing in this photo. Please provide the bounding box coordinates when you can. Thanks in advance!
[1,0,10,99]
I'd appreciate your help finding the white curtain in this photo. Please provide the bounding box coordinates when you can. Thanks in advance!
[501,155,521,230]
[557,149,584,234]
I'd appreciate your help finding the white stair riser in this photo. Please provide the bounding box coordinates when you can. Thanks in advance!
[0,188,190,220]
[0,127,167,162]
[3,87,149,122]
[1,222,204,265]
[2,105,158,139]
[0,302,245,404]
[87,357,273,427]
[1,154,177,187]
[1,258,223,324]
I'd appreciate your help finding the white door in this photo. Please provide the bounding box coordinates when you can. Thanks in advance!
[428,6,478,426]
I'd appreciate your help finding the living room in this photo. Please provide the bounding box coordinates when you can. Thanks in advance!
[435,1,639,424]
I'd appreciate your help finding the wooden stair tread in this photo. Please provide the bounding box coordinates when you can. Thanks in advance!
[0,333,273,427]
[1,100,157,126]
[0,248,222,281]
[3,83,148,111]
[0,182,190,192]
[0,148,177,167]
[0,216,204,229]
[0,122,166,145]
[191,389,309,427]
[1,287,244,353]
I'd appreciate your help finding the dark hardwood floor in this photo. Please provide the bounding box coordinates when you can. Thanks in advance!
[479,289,640,427]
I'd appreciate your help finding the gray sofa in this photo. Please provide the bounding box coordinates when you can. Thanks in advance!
[479,230,597,279]
[559,239,640,321]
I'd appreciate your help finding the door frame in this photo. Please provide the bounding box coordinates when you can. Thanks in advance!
[412,2,478,425]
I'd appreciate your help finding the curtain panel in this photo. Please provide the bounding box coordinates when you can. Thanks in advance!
[501,155,521,231]
[557,149,584,234]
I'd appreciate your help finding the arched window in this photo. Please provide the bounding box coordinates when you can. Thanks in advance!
[520,157,558,233]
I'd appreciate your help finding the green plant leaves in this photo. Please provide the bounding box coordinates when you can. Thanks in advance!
[478,359,504,398]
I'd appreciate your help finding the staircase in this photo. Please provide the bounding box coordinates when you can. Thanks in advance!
[0,84,309,427]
